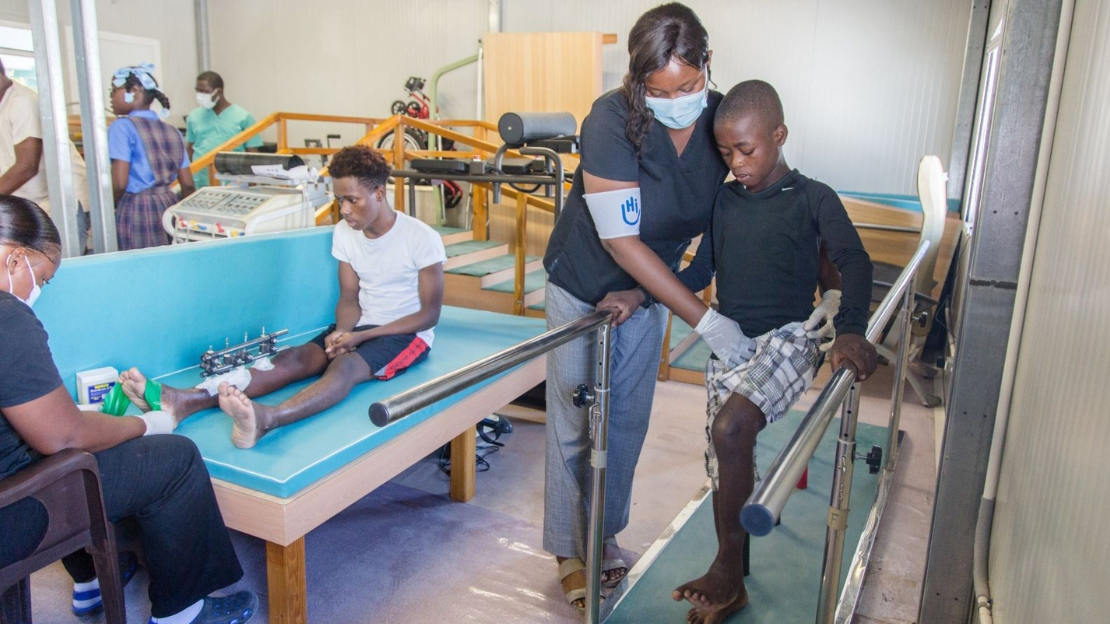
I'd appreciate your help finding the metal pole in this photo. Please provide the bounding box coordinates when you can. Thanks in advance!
[585,320,612,624]
[488,0,502,33]
[886,282,915,471]
[70,0,118,253]
[27,0,79,258]
[815,383,862,624]
[195,0,211,72]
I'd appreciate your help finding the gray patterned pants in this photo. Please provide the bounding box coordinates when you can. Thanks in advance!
[542,281,667,560]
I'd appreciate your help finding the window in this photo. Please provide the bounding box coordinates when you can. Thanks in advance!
[0,23,37,91]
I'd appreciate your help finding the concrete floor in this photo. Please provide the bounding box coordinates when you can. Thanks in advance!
[24,361,937,624]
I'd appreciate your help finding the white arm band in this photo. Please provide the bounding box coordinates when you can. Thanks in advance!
[585,187,642,240]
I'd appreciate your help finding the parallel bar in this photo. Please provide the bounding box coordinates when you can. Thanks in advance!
[886,286,914,470]
[739,369,856,537]
[741,241,931,534]
[815,385,862,624]
[369,310,613,426]
[71,0,118,253]
[28,0,80,258]
[585,322,613,624]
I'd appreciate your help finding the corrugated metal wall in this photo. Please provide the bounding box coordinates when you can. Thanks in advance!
[209,0,969,194]
[504,0,971,194]
[207,0,487,150]
[988,2,1110,622]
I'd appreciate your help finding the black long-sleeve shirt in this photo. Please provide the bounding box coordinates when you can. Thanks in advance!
[677,170,872,337]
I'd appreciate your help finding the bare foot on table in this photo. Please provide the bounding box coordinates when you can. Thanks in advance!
[218,382,269,449]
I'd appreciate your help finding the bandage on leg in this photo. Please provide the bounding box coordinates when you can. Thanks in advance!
[194,367,253,397]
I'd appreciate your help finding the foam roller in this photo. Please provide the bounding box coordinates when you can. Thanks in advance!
[498,112,577,146]
[214,152,305,176]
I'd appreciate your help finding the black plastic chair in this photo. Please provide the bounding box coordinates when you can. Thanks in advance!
[0,448,125,624]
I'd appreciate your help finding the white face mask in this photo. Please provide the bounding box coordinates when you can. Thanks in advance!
[5,254,41,308]
[196,91,219,110]
[645,69,709,130]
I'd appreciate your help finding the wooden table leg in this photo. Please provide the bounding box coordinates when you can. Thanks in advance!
[266,538,307,624]
[450,427,476,502]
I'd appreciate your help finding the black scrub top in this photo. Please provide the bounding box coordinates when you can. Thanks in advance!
[0,290,62,481]
[543,88,729,305]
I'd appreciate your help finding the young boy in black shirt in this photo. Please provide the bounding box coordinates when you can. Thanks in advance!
[670,80,878,623]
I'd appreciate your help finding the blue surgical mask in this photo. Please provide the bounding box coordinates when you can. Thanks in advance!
[645,70,709,130]
[6,254,41,308]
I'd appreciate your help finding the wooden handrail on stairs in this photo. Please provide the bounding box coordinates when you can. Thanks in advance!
[156,111,577,317]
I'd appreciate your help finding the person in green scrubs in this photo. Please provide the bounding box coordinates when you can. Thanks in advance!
[185,71,263,187]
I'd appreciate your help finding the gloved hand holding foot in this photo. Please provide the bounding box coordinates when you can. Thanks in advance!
[804,289,841,352]
[695,308,756,367]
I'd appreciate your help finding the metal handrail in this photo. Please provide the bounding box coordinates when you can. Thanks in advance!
[369,309,615,624]
[370,309,611,426]
[741,240,930,535]
[739,240,930,624]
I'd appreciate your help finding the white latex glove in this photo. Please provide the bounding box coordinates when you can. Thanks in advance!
[695,308,756,367]
[137,410,176,435]
[804,289,841,352]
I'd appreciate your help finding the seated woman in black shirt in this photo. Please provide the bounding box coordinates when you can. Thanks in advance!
[0,196,256,624]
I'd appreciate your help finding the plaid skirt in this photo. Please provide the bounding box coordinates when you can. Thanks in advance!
[116,186,176,250]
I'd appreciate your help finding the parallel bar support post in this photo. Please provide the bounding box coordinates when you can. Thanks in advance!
[513,192,527,315]
[585,321,613,624]
[277,118,288,152]
[71,0,118,253]
[886,282,915,471]
[393,123,405,211]
[472,184,488,241]
[815,384,862,624]
[27,0,80,258]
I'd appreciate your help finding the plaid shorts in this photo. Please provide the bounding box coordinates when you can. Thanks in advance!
[704,322,820,490]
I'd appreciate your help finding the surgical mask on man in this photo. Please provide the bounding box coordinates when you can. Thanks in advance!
[645,69,709,130]
[196,91,219,110]
[5,254,41,308]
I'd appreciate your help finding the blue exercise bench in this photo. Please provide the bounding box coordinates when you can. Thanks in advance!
[35,227,547,623]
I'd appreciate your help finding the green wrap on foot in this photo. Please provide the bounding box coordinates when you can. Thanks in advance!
[99,379,162,416]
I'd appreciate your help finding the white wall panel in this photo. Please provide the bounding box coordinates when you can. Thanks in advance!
[989,2,1110,623]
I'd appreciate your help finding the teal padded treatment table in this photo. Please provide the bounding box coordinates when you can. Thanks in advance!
[33,228,548,623]
[602,411,888,623]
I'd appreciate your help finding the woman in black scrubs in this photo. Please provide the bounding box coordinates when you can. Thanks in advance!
[0,196,256,624]
[541,3,751,611]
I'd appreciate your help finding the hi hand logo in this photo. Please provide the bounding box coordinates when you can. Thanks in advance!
[621,196,640,226]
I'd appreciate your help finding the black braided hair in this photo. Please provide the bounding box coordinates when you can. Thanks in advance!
[621,3,710,154]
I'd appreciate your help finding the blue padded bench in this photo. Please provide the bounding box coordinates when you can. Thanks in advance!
[34,227,547,622]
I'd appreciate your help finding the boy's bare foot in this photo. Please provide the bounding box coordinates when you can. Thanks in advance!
[685,586,748,623]
[218,382,270,448]
[118,368,151,411]
[672,563,745,613]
